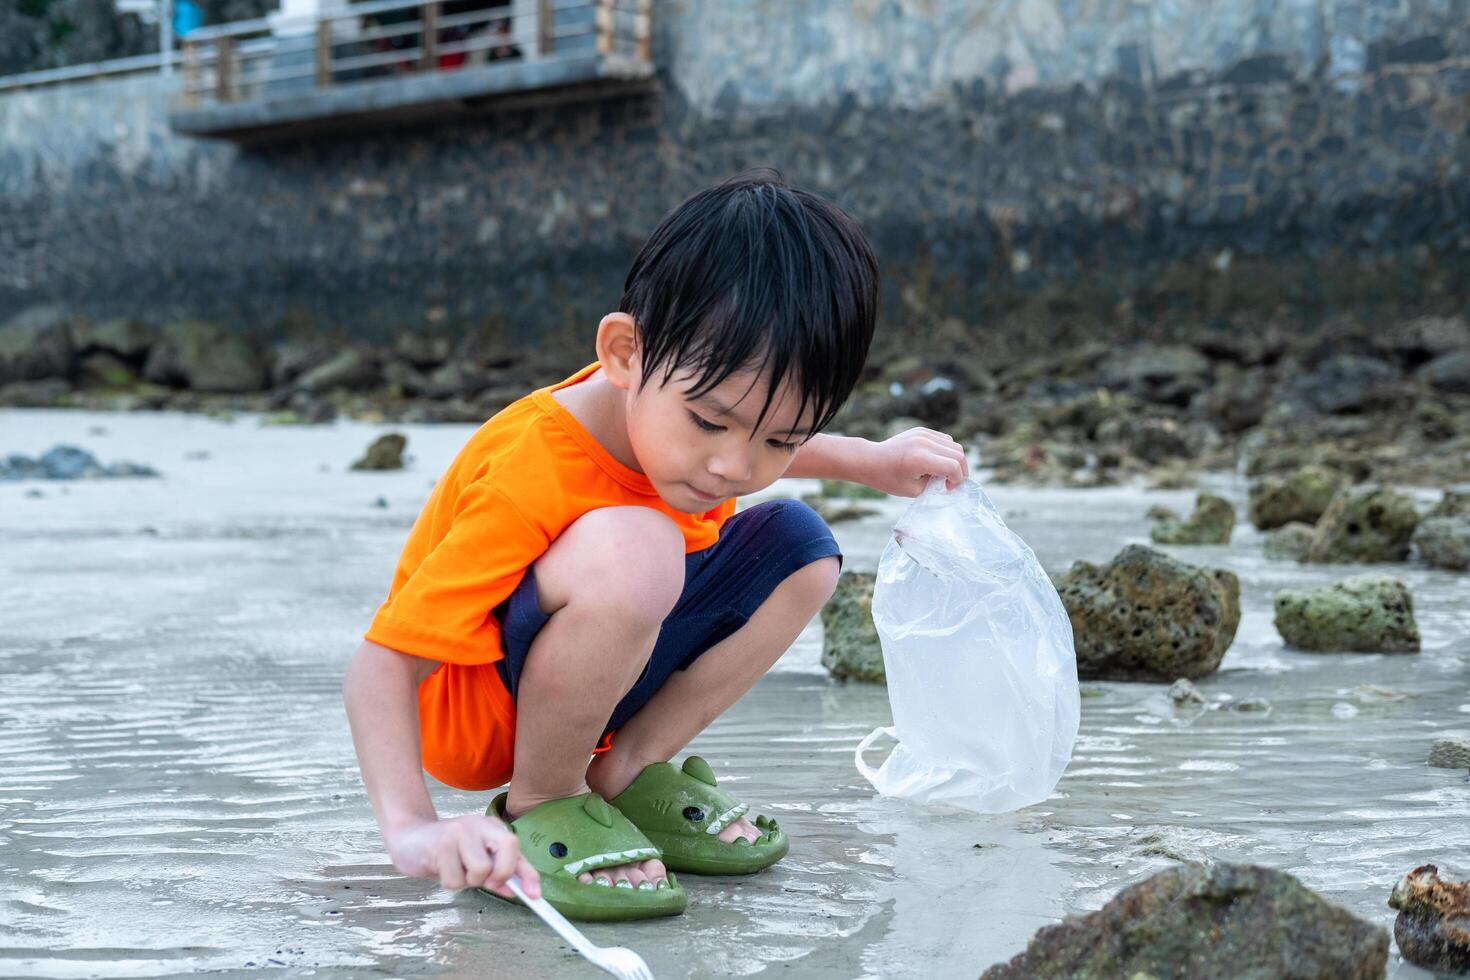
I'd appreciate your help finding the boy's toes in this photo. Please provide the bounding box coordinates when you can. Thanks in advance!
[639,857,668,886]
[717,816,763,845]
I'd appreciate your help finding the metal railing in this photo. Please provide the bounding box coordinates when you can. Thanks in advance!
[0,50,179,93]
[177,0,651,107]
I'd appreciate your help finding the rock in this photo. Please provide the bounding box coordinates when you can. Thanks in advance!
[1096,415,1196,464]
[1305,487,1421,563]
[1283,353,1399,415]
[1146,504,1179,522]
[73,318,155,362]
[1427,491,1470,519]
[1428,734,1470,769]
[394,332,453,370]
[294,347,382,393]
[887,376,962,428]
[1264,522,1317,561]
[0,445,159,481]
[269,338,337,387]
[1419,350,1470,395]
[419,360,498,400]
[1194,365,1271,433]
[0,378,72,407]
[1414,517,1470,571]
[76,350,138,388]
[801,494,879,525]
[143,320,267,393]
[1273,574,1420,653]
[1150,492,1235,545]
[819,479,885,500]
[820,571,883,683]
[0,304,75,383]
[1388,865,1470,976]
[1233,697,1272,712]
[350,433,407,471]
[981,862,1388,980]
[1373,315,1470,363]
[1056,545,1240,681]
[1248,465,1349,530]
[1168,678,1206,706]
[1098,344,1212,405]
[1041,389,1142,438]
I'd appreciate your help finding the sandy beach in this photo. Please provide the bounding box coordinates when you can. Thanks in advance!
[2,408,1467,978]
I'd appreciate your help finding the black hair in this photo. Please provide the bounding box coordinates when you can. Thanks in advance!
[619,168,878,439]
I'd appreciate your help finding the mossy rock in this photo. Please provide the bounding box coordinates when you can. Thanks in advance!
[982,863,1388,980]
[1150,492,1235,545]
[350,433,408,471]
[1427,734,1470,770]
[1056,544,1240,681]
[1413,516,1470,571]
[820,571,884,683]
[1426,490,1470,519]
[818,479,886,500]
[800,494,879,525]
[142,320,267,393]
[1273,574,1420,652]
[1304,486,1420,563]
[1247,465,1348,530]
[1263,522,1316,561]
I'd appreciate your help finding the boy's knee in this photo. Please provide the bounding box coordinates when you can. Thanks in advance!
[545,506,686,620]
[788,555,841,609]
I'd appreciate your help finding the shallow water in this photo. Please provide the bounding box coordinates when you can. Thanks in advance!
[1,409,1466,978]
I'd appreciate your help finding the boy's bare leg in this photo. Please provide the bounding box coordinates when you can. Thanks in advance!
[506,506,686,888]
[507,505,839,888]
[586,554,841,850]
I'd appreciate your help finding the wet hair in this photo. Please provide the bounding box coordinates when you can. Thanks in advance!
[619,168,878,439]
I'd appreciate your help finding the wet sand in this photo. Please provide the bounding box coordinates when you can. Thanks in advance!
[2,409,1467,978]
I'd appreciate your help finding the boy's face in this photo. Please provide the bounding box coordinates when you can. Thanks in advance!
[625,363,814,514]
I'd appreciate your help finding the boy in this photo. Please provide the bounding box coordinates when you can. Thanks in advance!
[342,170,968,921]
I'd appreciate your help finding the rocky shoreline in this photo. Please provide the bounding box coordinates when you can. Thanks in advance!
[4,305,1469,490]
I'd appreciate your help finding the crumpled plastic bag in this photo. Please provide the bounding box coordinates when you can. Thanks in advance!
[854,478,1080,812]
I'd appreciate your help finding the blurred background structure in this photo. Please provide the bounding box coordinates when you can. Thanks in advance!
[0,0,1467,346]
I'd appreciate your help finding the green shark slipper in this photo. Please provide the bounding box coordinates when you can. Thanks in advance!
[482,791,686,921]
[610,756,789,876]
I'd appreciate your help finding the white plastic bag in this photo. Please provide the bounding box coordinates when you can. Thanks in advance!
[854,478,1080,812]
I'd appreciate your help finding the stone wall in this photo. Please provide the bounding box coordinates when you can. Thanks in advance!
[1,0,1467,345]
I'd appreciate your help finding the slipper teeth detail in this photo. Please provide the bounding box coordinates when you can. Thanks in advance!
[562,846,659,876]
[703,803,749,835]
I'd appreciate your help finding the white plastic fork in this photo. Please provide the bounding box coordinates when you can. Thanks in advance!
[506,876,655,980]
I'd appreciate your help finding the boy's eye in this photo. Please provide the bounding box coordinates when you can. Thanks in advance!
[767,439,799,453]
[689,411,724,433]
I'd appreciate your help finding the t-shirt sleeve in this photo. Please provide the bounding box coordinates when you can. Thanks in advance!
[365,480,549,666]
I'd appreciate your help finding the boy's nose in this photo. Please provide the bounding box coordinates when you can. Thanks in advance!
[707,450,751,483]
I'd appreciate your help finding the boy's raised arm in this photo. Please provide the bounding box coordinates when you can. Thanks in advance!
[788,429,969,496]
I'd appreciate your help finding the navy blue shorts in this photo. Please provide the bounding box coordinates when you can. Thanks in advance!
[493,498,842,734]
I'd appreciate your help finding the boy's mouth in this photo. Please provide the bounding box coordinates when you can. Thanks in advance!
[686,484,725,502]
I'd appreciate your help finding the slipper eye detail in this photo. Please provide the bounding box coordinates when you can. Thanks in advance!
[549,841,569,858]
[682,806,705,823]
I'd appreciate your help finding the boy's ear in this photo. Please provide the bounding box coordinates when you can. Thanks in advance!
[597,312,640,391]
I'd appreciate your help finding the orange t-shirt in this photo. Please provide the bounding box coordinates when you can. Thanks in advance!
[365,362,736,790]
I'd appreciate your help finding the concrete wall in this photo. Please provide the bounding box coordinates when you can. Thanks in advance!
[1,0,1468,343]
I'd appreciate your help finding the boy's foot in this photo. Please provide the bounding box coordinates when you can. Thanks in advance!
[609,756,789,875]
[487,791,687,921]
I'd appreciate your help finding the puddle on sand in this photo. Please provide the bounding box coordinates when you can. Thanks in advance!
[2,410,1466,977]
